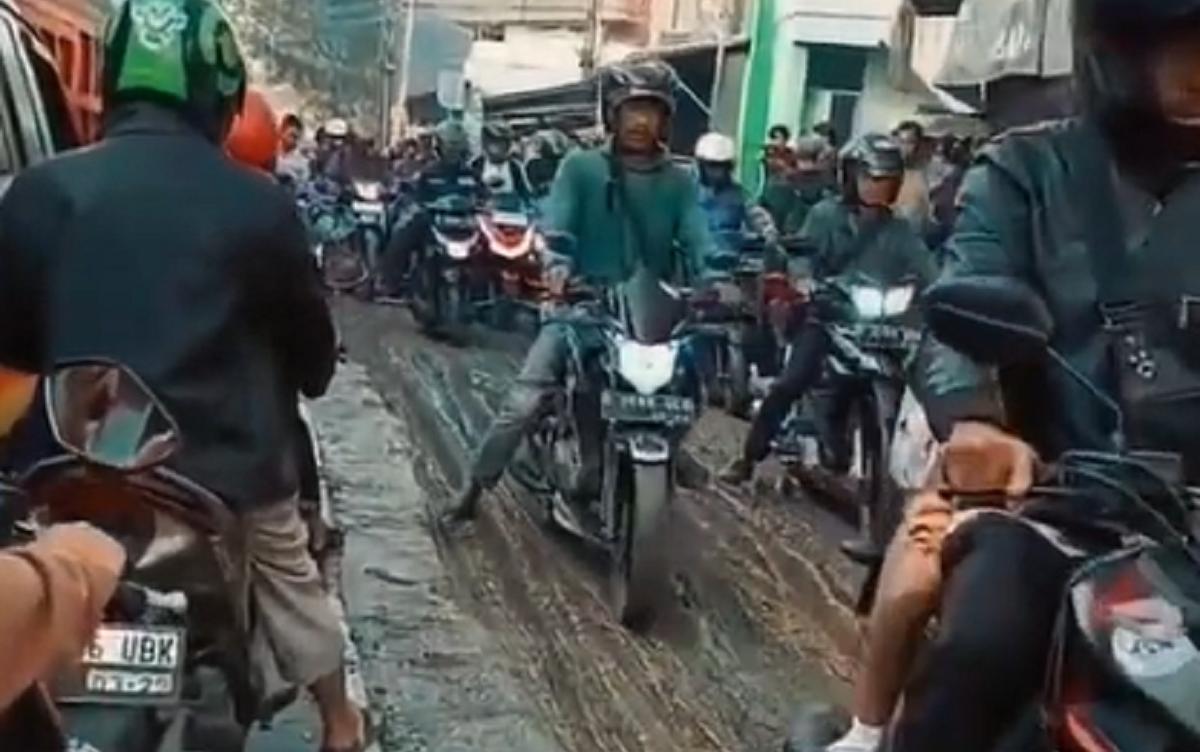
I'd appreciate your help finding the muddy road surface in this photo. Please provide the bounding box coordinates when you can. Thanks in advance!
[322,299,863,752]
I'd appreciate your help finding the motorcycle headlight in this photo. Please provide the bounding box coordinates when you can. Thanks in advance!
[353,181,381,201]
[616,337,679,395]
[850,285,914,320]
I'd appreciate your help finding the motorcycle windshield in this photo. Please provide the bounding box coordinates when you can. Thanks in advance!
[612,268,686,344]
[427,194,474,215]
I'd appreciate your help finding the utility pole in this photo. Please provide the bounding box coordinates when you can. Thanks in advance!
[580,0,601,76]
[379,10,397,143]
[395,0,418,132]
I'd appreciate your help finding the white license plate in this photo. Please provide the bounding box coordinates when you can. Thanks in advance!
[352,201,384,215]
[54,625,185,705]
[85,626,181,669]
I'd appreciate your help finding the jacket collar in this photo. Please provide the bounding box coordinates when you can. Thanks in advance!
[102,103,212,142]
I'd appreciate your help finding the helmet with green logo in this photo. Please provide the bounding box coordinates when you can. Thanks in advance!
[102,0,248,142]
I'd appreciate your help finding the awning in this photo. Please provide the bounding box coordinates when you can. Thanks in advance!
[934,0,1071,86]
[482,76,600,124]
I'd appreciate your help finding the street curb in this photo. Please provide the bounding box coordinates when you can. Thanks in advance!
[298,400,371,715]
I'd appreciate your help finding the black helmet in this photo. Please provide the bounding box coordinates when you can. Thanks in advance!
[600,59,677,130]
[839,133,904,178]
[482,121,512,143]
[838,133,904,203]
[1074,0,1200,157]
[101,0,248,142]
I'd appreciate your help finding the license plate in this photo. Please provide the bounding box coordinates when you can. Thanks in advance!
[53,625,185,705]
[352,201,384,215]
[602,391,694,424]
[854,324,919,349]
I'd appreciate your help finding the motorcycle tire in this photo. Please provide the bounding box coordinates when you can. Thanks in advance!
[607,461,674,632]
[723,341,752,419]
[852,381,904,563]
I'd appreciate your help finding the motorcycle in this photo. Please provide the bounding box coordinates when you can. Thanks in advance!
[788,277,1200,752]
[303,188,368,295]
[20,361,323,752]
[511,268,703,630]
[772,274,921,562]
[347,179,390,295]
[695,235,776,418]
[410,194,481,336]
[477,195,545,331]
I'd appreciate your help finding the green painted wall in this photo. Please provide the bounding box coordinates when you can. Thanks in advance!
[735,0,776,189]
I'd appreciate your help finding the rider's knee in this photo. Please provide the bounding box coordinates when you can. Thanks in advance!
[872,492,949,624]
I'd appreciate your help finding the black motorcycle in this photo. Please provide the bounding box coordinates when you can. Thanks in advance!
[22,361,319,752]
[772,274,922,561]
[410,194,480,336]
[788,276,1200,752]
[695,238,767,419]
[512,268,703,630]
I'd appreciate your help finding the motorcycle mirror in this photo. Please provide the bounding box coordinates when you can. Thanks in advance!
[922,276,1053,366]
[45,361,182,472]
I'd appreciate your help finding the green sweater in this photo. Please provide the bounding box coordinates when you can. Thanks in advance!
[543,145,715,285]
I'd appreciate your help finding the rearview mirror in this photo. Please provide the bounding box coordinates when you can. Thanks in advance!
[922,276,1052,366]
[45,362,181,472]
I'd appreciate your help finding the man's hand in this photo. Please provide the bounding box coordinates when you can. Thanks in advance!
[942,421,1038,497]
[544,265,570,297]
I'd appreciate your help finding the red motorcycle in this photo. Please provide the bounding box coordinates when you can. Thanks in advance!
[478,207,546,330]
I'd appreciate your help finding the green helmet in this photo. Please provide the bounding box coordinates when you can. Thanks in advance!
[102,0,248,141]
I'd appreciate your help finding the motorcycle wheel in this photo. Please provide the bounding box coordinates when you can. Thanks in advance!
[854,382,904,559]
[723,341,752,419]
[354,228,384,301]
[607,461,673,631]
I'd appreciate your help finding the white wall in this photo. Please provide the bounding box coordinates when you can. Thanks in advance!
[462,28,636,96]
[857,49,926,133]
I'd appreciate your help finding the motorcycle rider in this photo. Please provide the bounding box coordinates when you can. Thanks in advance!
[525,129,570,196]
[471,121,535,203]
[445,59,718,523]
[226,88,280,174]
[693,131,778,246]
[0,2,364,750]
[277,111,311,184]
[720,133,934,486]
[837,3,1200,752]
[380,118,483,299]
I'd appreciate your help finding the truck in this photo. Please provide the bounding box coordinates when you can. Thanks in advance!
[12,0,103,142]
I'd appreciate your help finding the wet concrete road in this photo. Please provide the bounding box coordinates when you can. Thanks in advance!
[303,299,863,752]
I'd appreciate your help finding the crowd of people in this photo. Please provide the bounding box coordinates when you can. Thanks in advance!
[4,0,1200,751]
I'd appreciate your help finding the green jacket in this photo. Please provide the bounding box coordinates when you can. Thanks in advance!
[543,145,715,286]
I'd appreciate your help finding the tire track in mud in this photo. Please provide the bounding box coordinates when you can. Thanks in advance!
[337,300,855,752]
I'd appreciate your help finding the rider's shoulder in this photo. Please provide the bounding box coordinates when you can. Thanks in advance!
[976,117,1082,170]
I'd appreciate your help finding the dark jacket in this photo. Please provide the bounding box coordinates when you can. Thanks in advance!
[0,105,338,510]
[798,197,935,285]
[921,118,1200,458]
[413,158,482,206]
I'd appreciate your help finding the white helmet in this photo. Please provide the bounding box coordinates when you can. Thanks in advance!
[694,132,736,163]
[324,118,350,138]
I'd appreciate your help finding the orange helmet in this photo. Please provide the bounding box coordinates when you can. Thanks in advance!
[226,89,279,172]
